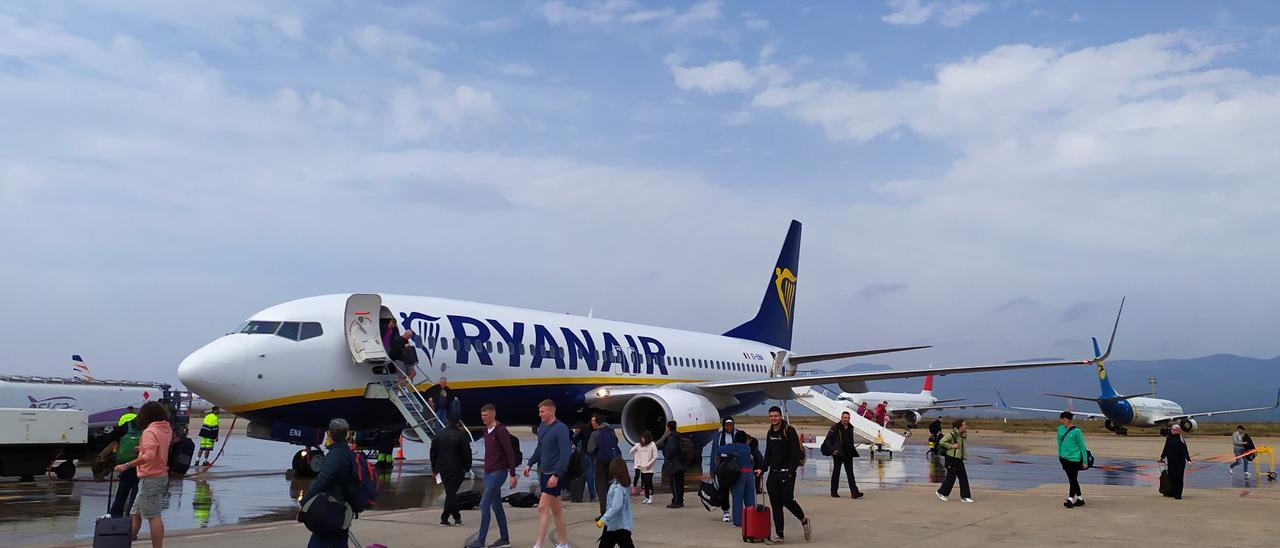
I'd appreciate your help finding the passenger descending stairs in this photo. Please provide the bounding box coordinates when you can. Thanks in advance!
[382,362,478,451]
[791,385,906,452]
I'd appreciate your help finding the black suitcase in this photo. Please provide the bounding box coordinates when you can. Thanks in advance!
[94,474,133,548]
[1158,469,1173,497]
[168,436,195,475]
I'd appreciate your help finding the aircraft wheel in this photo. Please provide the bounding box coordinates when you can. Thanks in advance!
[292,448,322,477]
[53,460,76,480]
[1268,471,1277,481]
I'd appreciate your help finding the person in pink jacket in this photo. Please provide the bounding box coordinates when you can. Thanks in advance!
[629,431,659,504]
[114,401,173,547]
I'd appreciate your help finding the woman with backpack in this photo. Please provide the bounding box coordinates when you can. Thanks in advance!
[112,401,173,548]
[1056,411,1089,508]
[717,437,756,528]
[629,431,658,504]
[596,456,635,548]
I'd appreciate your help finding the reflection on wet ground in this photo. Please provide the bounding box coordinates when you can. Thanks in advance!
[1,436,1272,546]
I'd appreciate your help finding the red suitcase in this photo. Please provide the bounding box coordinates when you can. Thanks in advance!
[742,504,771,543]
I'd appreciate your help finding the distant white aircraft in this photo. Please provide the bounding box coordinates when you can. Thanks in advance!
[837,375,991,427]
[998,329,1280,435]
[178,220,1106,474]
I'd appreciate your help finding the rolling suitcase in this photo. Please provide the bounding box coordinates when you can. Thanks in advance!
[742,504,771,543]
[94,473,133,548]
[1158,467,1173,497]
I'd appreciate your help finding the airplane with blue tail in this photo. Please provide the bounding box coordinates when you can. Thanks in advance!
[179,220,1113,474]
[997,309,1279,435]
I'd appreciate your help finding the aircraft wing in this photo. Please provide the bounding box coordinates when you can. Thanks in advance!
[995,391,1106,418]
[913,402,993,412]
[695,358,1093,397]
[1155,389,1280,422]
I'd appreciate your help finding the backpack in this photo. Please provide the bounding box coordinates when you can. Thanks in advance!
[504,492,539,508]
[509,431,524,466]
[717,455,742,487]
[678,434,696,464]
[565,445,585,480]
[348,450,379,513]
[455,490,482,510]
[1243,434,1256,461]
[116,423,142,462]
[819,433,835,457]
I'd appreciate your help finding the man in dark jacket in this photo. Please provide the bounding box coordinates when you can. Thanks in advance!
[1159,424,1192,500]
[431,418,474,526]
[303,419,355,548]
[765,406,811,542]
[658,420,686,508]
[828,411,863,499]
[587,413,618,514]
[424,377,455,427]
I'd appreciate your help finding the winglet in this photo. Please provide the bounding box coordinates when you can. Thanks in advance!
[995,391,1009,409]
[1093,297,1124,363]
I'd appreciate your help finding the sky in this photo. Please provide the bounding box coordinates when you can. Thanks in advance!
[2,1,1280,385]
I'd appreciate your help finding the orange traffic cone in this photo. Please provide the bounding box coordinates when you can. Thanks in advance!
[394,436,405,461]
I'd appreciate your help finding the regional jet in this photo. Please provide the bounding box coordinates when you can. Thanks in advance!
[178,220,1109,474]
[837,375,991,428]
[998,328,1279,435]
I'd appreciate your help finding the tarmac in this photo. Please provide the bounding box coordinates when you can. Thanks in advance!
[46,481,1280,547]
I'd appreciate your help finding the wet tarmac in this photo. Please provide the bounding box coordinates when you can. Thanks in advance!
[1,434,1272,546]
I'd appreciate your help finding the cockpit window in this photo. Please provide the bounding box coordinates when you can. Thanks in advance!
[299,322,323,341]
[241,321,281,335]
[276,322,301,340]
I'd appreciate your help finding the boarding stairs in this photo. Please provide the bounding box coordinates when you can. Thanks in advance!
[381,362,479,466]
[791,385,906,452]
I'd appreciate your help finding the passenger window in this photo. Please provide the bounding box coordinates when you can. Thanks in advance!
[484,341,493,352]
[240,321,280,335]
[299,322,323,341]
[497,341,504,354]
[276,322,300,341]
[441,338,449,350]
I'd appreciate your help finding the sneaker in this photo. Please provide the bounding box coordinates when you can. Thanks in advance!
[961,498,975,503]
[440,521,451,527]
[802,518,812,541]
[487,541,511,548]
[1063,498,1074,508]
[644,497,653,504]
[1073,498,1085,507]
[555,544,570,548]
[935,491,948,502]
[767,536,785,545]
[1228,466,1234,475]
[723,511,731,522]
[1245,472,1253,478]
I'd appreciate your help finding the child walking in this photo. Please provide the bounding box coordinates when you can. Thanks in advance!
[597,456,635,548]
[629,431,658,504]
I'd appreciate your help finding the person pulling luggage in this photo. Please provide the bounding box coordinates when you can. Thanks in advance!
[764,406,811,542]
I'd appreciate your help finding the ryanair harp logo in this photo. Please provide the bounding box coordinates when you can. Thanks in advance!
[774,267,797,323]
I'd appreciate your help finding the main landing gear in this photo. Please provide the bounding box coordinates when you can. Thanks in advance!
[292,447,324,477]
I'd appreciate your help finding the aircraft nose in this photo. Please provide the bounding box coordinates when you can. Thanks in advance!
[177,335,246,406]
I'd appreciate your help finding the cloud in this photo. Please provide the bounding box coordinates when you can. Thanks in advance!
[855,282,908,299]
[275,14,304,40]
[349,24,442,58]
[741,11,769,30]
[882,0,989,27]
[995,297,1039,312]
[670,60,757,94]
[390,78,501,139]
[495,61,537,77]
[1061,301,1098,322]
[539,0,721,32]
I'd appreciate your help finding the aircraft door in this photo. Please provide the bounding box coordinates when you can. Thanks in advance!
[345,294,389,365]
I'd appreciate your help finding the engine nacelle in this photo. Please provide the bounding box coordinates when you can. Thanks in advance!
[1179,418,1198,433]
[620,389,720,445]
[899,411,922,427]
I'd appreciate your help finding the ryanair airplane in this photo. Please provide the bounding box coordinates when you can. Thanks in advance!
[178,220,1105,473]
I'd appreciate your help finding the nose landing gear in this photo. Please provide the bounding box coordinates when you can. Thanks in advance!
[291,447,324,477]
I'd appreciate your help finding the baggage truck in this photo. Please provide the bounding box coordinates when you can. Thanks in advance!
[0,408,87,481]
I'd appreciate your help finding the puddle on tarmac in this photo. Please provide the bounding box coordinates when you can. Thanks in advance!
[1,435,1271,545]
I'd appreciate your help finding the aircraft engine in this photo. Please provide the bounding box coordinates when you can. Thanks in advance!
[620,389,719,445]
[900,411,922,427]
[1179,418,1198,433]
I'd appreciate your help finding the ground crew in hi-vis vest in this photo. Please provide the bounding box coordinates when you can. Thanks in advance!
[198,407,220,466]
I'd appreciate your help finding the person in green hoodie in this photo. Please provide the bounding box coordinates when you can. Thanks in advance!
[1057,412,1089,508]
[935,419,972,503]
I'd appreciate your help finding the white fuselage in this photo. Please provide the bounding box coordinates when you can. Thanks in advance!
[1118,397,1184,427]
[179,294,781,431]
[837,391,934,416]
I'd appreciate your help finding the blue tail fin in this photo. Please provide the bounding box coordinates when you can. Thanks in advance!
[1093,336,1119,398]
[723,220,801,350]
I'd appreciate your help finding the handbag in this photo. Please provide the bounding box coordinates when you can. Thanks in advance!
[298,492,353,534]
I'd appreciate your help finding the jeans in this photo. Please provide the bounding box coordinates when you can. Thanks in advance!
[594,461,610,514]
[1060,458,1082,499]
[668,471,685,504]
[1229,447,1250,473]
[640,472,654,499]
[830,455,860,496]
[938,456,971,499]
[476,471,510,544]
[109,467,139,518]
[729,471,756,527]
[583,454,597,499]
[766,470,804,537]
